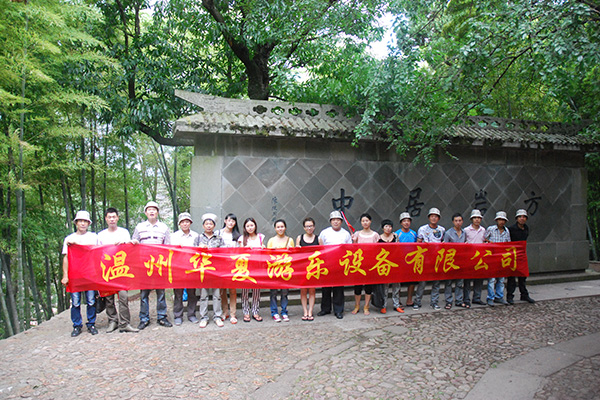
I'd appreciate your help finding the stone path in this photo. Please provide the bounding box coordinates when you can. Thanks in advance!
[1,279,599,399]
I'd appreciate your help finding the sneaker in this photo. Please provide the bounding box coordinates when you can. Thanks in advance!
[174,317,183,326]
[487,299,495,307]
[273,314,282,322]
[395,307,405,314]
[87,325,98,335]
[282,314,289,322]
[494,298,509,305]
[199,319,208,328]
[413,304,420,310]
[188,316,199,324]
[71,326,82,337]
[215,318,224,327]
[380,308,387,314]
[138,320,150,330]
[431,304,441,310]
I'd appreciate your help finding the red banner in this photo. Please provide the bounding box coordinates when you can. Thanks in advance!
[66,242,528,293]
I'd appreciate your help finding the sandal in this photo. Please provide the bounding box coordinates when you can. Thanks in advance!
[307,316,314,321]
[351,306,360,315]
[406,302,414,307]
[302,315,309,321]
[445,303,452,310]
[363,306,370,316]
[230,316,238,324]
[252,314,263,322]
[243,315,251,323]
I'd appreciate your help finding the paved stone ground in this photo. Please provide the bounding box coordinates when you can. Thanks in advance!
[1,282,599,400]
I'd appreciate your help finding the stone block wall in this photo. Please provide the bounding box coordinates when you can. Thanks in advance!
[190,134,588,273]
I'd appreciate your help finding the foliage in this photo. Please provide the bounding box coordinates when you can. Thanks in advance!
[359,0,600,164]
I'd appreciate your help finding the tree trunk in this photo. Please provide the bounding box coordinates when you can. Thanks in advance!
[103,130,108,229]
[121,136,130,231]
[26,244,43,324]
[90,133,97,232]
[0,255,15,337]
[1,248,19,334]
[53,251,66,312]
[173,150,178,230]
[60,174,71,228]
[80,135,87,210]
[39,186,54,319]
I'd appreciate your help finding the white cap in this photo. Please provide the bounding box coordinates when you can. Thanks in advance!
[495,211,508,221]
[428,208,441,217]
[178,212,193,224]
[144,201,160,212]
[202,213,218,225]
[329,211,343,220]
[399,212,412,221]
[73,210,92,224]
[516,209,528,218]
[470,209,483,219]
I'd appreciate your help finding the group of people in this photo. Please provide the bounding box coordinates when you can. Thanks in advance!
[62,201,534,337]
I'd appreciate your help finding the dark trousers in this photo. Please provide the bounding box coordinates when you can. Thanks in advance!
[173,288,199,319]
[321,286,345,314]
[506,276,529,299]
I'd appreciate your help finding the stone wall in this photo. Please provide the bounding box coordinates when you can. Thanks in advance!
[190,134,588,273]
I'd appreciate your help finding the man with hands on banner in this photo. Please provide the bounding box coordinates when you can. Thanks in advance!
[463,209,486,307]
[97,208,139,333]
[62,210,99,337]
[415,207,446,311]
[194,213,226,328]
[132,201,173,329]
[484,211,511,306]
[171,212,200,326]
[318,210,352,319]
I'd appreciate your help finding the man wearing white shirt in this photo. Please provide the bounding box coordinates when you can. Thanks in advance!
[317,211,352,319]
[97,208,138,333]
[61,210,98,337]
[171,212,200,326]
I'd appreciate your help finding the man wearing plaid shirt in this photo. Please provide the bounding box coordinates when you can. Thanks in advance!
[484,211,511,306]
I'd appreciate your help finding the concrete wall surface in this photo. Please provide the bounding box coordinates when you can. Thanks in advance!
[190,135,588,273]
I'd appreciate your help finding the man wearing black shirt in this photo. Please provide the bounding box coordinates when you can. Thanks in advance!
[507,209,535,304]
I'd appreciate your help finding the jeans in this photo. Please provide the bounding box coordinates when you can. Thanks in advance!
[444,279,464,305]
[71,290,96,327]
[487,278,505,301]
[270,289,289,316]
[415,280,440,307]
[200,288,222,320]
[391,283,402,308]
[139,289,167,323]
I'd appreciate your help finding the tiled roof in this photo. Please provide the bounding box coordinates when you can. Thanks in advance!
[173,90,358,140]
[173,92,596,149]
[451,117,595,148]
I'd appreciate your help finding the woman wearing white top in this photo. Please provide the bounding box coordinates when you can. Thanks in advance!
[237,217,265,322]
[217,213,241,324]
[351,213,380,315]
[266,219,294,322]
